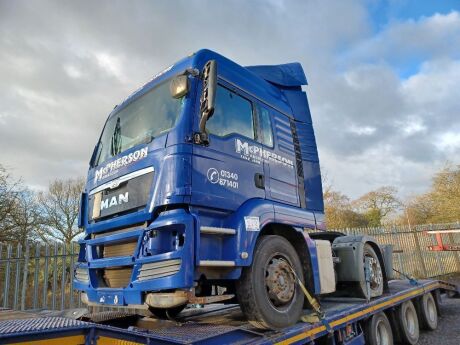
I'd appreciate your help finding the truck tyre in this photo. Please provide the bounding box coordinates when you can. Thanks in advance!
[149,304,186,319]
[358,243,384,299]
[364,312,394,345]
[417,293,438,330]
[396,300,419,344]
[236,235,304,329]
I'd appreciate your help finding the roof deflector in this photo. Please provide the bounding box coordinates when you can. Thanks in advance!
[245,62,308,87]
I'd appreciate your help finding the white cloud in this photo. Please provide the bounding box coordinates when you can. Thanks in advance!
[94,52,125,81]
[0,1,459,202]
[349,125,376,135]
[63,64,83,79]
[437,132,460,151]
[345,11,460,65]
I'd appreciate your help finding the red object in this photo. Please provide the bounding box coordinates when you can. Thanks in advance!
[426,229,460,251]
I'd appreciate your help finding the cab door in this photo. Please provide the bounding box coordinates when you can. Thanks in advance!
[191,83,265,212]
[258,107,299,207]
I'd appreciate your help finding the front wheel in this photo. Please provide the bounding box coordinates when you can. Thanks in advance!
[149,304,186,319]
[236,235,304,329]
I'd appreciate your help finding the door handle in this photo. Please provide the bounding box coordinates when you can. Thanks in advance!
[254,173,265,189]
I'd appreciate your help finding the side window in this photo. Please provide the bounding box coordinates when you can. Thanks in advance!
[258,106,274,147]
[206,85,255,139]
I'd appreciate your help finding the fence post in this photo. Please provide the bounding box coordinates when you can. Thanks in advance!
[412,229,427,277]
[447,232,460,271]
[20,242,30,311]
[3,244,12,308]
[42,244,49,309]
[33,243,41,310]
[13,244,22,310]
[435,251,443,277]
[52,243,58,310]
[69,243,75,309]
[61,244,66,310]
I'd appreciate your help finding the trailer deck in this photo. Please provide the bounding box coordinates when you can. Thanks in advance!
[0,279,458,345]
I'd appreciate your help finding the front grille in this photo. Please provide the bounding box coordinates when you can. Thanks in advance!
[103,240,137,258]
[137,259,181,282]
[102,267,133,288]
[92,223,146,239]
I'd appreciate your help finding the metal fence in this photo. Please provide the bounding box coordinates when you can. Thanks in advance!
[334,222,460,279]
[1,222,460,311]
[0,241,82,311]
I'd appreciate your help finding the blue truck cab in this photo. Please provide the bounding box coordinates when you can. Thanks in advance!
[74,49,389,329]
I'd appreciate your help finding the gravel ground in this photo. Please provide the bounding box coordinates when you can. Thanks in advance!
[418,278,460,345]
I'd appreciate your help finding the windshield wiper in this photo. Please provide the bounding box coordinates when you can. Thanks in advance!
[110,117,122,156]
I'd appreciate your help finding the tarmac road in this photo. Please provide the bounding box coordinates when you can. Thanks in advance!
[418,279,460,345]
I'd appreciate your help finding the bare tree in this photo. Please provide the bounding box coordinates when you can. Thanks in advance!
[37,177,85,244]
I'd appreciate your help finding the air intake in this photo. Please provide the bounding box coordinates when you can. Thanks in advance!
[137,259,181,282]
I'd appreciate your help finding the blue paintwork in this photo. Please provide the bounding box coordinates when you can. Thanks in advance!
[75,49,326,305]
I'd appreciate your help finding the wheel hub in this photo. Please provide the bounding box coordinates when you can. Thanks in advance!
[265,258,295,306]
[366,256,382,290]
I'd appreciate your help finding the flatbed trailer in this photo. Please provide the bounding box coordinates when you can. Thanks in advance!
[0,279,458,345]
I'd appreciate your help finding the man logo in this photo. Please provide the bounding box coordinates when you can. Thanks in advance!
[101,192,129,210]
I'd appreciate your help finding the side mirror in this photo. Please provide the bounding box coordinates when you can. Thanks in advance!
[170,75,190,99]
[196,60,217,145]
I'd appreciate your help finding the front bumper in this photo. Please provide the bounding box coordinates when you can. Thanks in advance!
[73,209,195,306]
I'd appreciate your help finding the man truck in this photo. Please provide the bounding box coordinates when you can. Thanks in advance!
[73,49,391,330]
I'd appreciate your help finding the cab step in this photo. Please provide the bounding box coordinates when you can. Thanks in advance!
[198,260,236,267]
[200,227,236,235]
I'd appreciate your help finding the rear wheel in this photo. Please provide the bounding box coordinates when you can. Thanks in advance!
[364,312,394,345]
[396,300,419,345]
[149,304,186,319]
[417,293,438,330]
[236,235,304,329]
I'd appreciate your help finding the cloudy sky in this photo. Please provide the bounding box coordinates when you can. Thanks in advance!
[1,0,459,199]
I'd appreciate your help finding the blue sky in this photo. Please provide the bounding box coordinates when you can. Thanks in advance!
[368,0,460,78]
[0,0,459,200]
[370,0,459,29]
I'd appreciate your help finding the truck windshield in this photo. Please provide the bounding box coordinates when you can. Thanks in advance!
[95,80,183,166]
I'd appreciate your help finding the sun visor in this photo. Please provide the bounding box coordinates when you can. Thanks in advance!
[245,63,307,88]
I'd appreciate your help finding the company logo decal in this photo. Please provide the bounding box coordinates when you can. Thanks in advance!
[95,147,148,182]
[207,168,220,184]
[235,139,293,168]
[101,192,129,210]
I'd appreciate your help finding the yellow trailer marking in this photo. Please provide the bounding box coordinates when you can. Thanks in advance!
[9,335,85,345]
[97,336,144,345]
[276,282,440,345]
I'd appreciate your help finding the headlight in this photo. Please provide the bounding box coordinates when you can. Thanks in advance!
[75,267,89,283]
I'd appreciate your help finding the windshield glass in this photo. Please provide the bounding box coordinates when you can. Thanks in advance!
[95,80,183,166]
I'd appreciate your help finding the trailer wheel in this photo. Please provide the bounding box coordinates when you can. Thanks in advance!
[358,244,384,299]
[396,300,419,344]
[236,235,304,329]
[149,304,186,319]
[417,292,438,330]
[364,312,394,345]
